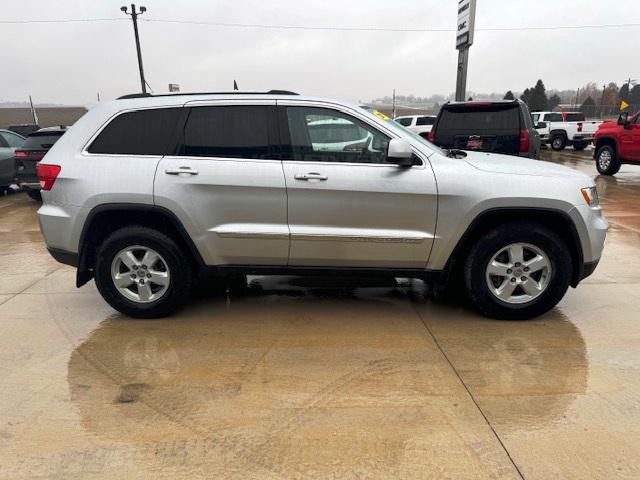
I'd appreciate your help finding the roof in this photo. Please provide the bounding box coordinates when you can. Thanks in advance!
[117,90,299,100]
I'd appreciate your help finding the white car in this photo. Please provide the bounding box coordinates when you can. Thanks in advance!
[307,118,373,153]
[394,115,436,138]
[532,111,602,151]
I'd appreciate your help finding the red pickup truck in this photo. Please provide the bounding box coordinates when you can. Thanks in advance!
[594,111,640,175]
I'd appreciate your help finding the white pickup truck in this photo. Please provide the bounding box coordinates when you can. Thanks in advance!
[532,111,602,151]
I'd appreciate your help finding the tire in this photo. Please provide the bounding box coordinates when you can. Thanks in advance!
[572,142,588,151]
[464,222,572,320]
[94,226,193,318]
[27,190,42,201]
[595,145,621,175]
[550,134,567,151]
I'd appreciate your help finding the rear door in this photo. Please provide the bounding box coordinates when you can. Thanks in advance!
[433,104,521,155]
[279,102,437,268]
[154,101,289,266]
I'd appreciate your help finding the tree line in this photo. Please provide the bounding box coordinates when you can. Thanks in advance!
[505,80,640,118]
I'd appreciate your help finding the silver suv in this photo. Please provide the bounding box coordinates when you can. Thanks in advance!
[37,91,607,319]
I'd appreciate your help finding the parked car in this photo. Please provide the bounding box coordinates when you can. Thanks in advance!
[37,91,606,320]
[427,100,541,158]
[6,124,40,137]
[531,111,602,151]
[593,111,640,175]
[394,115,436,138]
[14,126,67,200]
[0,129,26,191]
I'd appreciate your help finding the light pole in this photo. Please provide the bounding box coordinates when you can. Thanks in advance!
[121,4,147,94]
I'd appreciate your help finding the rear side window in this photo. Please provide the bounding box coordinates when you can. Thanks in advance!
[0,131,25,148]
[416,116,434,126]
[88,108,181,155]
[179,106,271,159]
[564,112,585,122]
[23,133,64,149]
[437,106,520,131]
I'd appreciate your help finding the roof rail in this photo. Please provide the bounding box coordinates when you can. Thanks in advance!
[117,90,299,100]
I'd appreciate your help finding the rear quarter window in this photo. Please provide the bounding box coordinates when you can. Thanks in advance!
[88,108,182,155]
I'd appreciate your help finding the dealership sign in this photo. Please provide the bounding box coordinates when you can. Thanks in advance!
[456,0,476,50]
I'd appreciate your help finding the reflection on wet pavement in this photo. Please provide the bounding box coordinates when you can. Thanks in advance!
[1,152,639,479]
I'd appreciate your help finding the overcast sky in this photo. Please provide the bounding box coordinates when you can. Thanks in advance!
[1,0,638,105]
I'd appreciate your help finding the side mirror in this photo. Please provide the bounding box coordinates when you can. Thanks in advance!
[618,112,630,126]
[536,121,547,129]
[386,138,414,167]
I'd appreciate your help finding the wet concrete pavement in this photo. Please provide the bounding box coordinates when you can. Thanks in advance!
[1,150,639,479]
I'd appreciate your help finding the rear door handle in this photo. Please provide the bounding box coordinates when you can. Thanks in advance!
[165,166,199,176]
[294,172,328,181]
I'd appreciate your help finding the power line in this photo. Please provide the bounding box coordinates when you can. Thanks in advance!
[144,19,640,32]
[0,18,125,24]
[1,17,639,32]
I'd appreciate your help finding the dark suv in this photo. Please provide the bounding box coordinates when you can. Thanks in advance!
[428,100,541,159]
[14,127,67,200]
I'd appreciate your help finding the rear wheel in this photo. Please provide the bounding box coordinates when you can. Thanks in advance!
[464,222,572,320]
[94,226,193,318]
[550,134,567,151]
[595,145,621,175]
[572,142,588,151]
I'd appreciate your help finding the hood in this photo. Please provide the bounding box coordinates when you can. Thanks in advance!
[462,150,589,180]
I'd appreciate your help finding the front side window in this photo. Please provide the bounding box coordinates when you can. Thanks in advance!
[285,107,390,164]
[180,106,271,159]
[89,108,181,155]
[544,113,563,122]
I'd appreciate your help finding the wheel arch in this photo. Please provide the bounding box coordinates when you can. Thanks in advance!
[442,207,584,288]
[76,204,205,287]
[594,136,618,153]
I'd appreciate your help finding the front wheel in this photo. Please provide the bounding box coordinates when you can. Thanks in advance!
[94,226,193,318]
[595,145,621,175]
[464,222,572,320]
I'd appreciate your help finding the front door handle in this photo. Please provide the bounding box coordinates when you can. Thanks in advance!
[165,166,199,176]
[294,172,328,181]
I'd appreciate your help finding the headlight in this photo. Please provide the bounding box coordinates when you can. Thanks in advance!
[581,186,599,207]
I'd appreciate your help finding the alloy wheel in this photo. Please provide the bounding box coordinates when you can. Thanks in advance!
[110,245,170,303]
[485,242,552,304]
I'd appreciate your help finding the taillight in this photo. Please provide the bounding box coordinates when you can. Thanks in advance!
[519,130,530,152]
[577,122,583,132]
[428,130,435,142]
[14,150,45,160]
[37,164,61,191]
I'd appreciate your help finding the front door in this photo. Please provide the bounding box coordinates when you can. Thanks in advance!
[154,101,289,266]
[621,114,640,160]
[279,103,438,269]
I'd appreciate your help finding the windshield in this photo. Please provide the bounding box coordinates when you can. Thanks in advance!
[360,106,444,155]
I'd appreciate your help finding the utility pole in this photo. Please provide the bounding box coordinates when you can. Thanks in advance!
[455,0,476,101]
[121,4,147,94]
[600,84,606,118]
[392,89,396,119]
